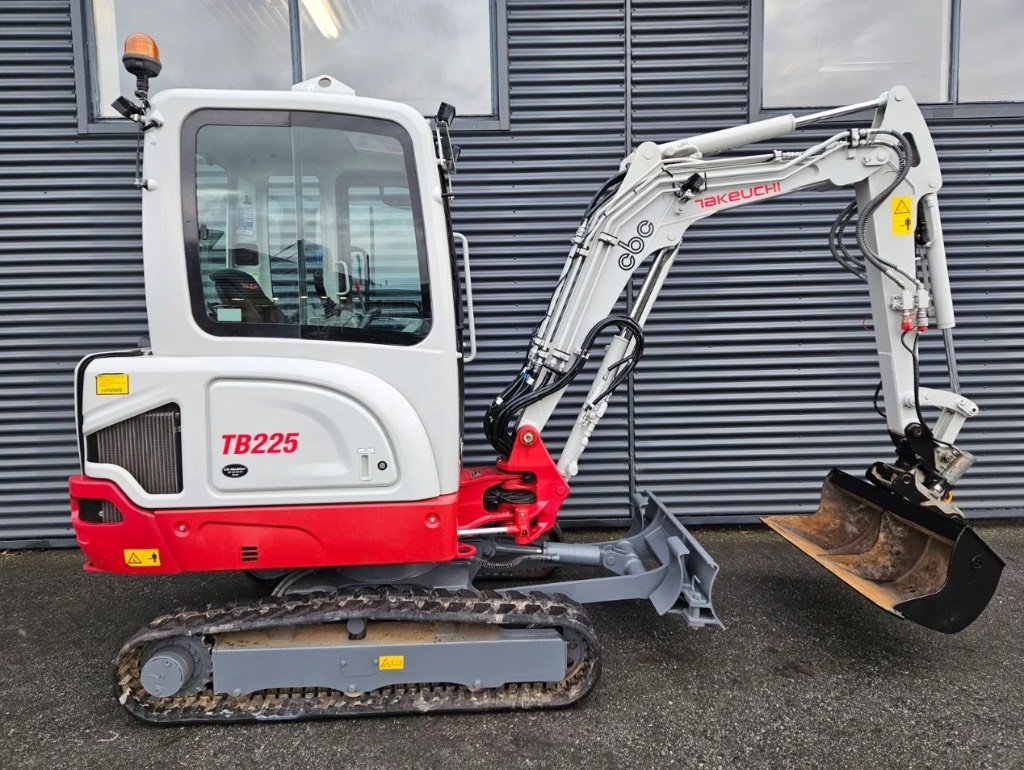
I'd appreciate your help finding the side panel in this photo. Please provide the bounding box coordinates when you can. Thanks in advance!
[207,381,397,492]
[79,354,439,509]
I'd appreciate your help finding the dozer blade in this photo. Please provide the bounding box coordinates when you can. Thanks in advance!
[763,469,1003,634]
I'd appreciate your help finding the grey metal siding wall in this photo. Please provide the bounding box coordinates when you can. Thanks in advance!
[456,0,633,522]
[0,0,1020,546]
[0,1,146,547]
[629,0,1024,521]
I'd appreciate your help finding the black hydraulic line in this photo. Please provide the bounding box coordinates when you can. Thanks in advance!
[484,315,644,456]
[873,380,886,420]
[901,330,929,431]
[584,171,626,219]
[588,327,645,407]
[493,316,642,449]
[829,200,866,280]
[483,372,531,450]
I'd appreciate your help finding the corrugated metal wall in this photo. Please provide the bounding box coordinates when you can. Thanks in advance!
[0,0,1021,546]
[0,1,146,547]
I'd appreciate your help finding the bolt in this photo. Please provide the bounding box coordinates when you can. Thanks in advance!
[340,660,347,668]
[348,684,357,693]
[894,90,905,101]
[473,679,482,688]
[521,431,535,446]
[971,555,984,570]
[377,460,387,471]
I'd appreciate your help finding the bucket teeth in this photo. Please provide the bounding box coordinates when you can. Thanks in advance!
[763,469,1004,633]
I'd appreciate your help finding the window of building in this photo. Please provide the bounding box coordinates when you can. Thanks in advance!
[754,0,1024,115]
[183,110,432,346]
[301,2,494,115]
[74,0,507,131]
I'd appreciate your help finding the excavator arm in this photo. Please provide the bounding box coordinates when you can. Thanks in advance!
[483,87,1003,632]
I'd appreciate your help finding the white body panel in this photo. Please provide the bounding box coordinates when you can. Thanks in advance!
[81,354,441,509]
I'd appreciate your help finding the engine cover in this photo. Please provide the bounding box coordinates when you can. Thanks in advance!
[76,352,444,510]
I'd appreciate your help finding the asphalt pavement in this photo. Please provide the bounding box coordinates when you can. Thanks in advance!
[1,522,1022,770]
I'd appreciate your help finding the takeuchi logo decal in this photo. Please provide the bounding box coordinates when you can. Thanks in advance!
[695,182,782,209]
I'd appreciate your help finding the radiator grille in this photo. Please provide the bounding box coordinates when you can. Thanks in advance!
[88,405,183,495]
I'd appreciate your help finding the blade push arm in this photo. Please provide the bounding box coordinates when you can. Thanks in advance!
[485,86,975,512]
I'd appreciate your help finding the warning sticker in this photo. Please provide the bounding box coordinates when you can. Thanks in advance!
[891,196,913,235]
[123,549,161,567]
[378,655,405,671]
[96,373,129,395]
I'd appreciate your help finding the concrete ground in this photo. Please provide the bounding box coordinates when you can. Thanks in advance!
[1,523,1022,770]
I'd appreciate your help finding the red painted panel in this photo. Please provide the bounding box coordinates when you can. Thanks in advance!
[69,476,460,574]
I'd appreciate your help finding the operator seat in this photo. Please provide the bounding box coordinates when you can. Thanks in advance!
[210,269,284,324]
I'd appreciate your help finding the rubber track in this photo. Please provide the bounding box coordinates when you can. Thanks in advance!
[114,587,602,724]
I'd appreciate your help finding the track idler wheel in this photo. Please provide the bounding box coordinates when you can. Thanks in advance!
[139,636,212,697]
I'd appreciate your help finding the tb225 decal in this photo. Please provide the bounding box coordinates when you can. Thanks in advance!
[221,432,299,455]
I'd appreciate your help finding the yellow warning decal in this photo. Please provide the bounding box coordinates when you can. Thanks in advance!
[96,373,129,395]
[891,196,913,235]
[378,655,405,671]
[123,549,161,567]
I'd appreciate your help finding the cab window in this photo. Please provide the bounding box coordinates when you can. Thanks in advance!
[182,110,431,345]
[342,182,424,332]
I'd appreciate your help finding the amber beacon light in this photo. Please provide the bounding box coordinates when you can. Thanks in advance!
[122,32,162,87]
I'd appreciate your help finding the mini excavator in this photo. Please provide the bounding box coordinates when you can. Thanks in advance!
[68,35,1003,723]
